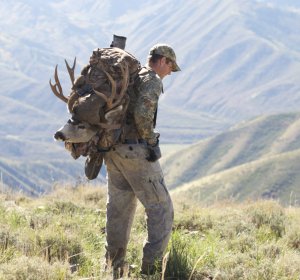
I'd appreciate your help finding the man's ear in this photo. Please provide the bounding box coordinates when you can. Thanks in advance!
[160,56,167,65]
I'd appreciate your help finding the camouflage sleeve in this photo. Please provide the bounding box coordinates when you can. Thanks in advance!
[134,76,162,144]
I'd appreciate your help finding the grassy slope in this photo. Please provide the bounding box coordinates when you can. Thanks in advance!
[0,186,299,279]
[0,153,106,197]
[0,157,87,194]
[172,149,300,206]
[162,112,300,190]
[0,134,106,195]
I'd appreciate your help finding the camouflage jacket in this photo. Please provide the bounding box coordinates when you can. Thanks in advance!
[122,66,163,144]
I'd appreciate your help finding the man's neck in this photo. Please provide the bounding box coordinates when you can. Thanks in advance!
[147,63,164,79]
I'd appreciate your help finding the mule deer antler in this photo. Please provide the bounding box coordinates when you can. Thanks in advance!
[94,62,129,111]
[49,57,77,102]
[117,62,129,105]
[65,57,76,86]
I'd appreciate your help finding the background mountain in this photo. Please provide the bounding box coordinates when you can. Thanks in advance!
[172,149,300,206]
[162,112,300,188]
[164,112,300,205]
[0,0,300,196]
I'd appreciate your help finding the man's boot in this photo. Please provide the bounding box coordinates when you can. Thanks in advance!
[105,248,126,279]
[141,263,154,275]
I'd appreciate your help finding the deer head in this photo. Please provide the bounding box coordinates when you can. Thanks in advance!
[49,57,129,145]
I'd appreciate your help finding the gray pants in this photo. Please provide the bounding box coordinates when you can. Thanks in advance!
[104,143,174,267]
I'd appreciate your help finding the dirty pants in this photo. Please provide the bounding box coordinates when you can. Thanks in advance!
[104,143,174,267]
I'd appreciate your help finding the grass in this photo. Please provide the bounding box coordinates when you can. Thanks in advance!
[0,185,300,279]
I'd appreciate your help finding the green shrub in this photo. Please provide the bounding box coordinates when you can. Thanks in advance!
[1,189,300,279]
[38,231,83,266]
[0,256,72,280]
[246,201,286,239]
[7,211,28,229]
[260,243,281,259]
[175,214,213,233]
[0,229,16,251]
[285,227,300,250]
[164,231,193,279]
[29,211,53,230]
[226,233,256,253]
[48,201,82,215]
[84,190,105,205]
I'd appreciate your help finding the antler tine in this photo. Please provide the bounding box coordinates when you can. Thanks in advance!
[119,63,129,99]
[49,65,68,103]
[103,69,117,109]
[65,57,76,86]
[93,89,109,103]
[110,63,129,108]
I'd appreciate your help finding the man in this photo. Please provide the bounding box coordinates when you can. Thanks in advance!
[104,43,181,276]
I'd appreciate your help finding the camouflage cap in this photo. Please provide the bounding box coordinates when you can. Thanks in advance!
[149,44,181,72]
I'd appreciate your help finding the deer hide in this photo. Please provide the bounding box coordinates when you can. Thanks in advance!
[72,93,106,125]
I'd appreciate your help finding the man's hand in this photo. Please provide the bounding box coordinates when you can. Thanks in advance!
[146,138,161,162]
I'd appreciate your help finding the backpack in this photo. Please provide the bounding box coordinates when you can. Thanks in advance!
[66,47,141,151]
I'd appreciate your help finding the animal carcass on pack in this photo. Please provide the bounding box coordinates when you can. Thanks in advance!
[49,47,141,177]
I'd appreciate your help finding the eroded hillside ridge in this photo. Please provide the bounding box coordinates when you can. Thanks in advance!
[164,113,300,205]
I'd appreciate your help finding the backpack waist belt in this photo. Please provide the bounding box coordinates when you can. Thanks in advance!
[122,139,147,144]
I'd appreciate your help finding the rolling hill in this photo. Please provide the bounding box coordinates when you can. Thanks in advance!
[1,0,300,143]
[119,0,300,120]
[162,112,300,188]
[162,112,300,205]
[1,0,300,194]
[172,149,300,206]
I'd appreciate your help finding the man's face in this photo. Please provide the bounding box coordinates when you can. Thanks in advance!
[157,57,174,79]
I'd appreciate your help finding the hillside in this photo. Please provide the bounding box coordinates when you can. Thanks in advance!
[0,157,87,196]
[172,149,300,206]
[119,0,300,120]
[0,135,106,196]
[1,0,300,193]
[1,0,300,141]
[162,112,300,189]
